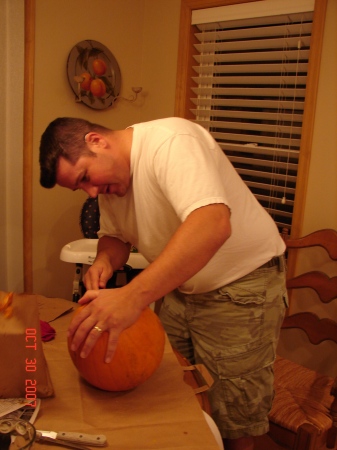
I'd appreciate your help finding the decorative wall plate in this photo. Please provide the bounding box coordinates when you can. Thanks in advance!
[67,40,121,110]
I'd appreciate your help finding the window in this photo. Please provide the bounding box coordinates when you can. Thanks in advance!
[175,0,327,237]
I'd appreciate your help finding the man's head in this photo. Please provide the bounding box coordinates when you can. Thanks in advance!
[39,117,110,189]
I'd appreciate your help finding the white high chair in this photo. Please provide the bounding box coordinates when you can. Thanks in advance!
[59,197,149,301]
[60,238,149,302]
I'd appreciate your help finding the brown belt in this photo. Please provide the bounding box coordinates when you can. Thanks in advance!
[259,256,282,270]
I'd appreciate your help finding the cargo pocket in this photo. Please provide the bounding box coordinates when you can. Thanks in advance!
[214,340,275,425]
[216,275,268,342]
[217,270,268,307]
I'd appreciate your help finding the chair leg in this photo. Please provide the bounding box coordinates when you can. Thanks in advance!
[327,383,337,449]
[294,424,318,450]
[154,297,163,316]
[72,263,84,302]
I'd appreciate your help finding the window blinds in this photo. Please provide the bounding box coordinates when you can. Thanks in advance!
[191,1,314,233]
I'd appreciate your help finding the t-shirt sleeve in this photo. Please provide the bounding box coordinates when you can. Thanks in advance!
[97,195,129,242]
[153,133,229,221]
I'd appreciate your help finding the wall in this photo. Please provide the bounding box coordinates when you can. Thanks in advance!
[0,0,24,293]
[32,0,180,299]
[302,0,337,234]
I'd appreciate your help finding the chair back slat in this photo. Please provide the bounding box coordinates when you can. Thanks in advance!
[284,229,337,346]
[282,312,337,345]
[287,272,337,303]
[286,229,337,260]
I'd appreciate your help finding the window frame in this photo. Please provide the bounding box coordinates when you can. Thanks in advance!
[174,0,328,239]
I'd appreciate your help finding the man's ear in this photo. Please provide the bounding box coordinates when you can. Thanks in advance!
[84,132,107,149]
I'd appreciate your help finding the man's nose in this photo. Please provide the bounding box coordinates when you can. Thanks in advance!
[83,185,99,198]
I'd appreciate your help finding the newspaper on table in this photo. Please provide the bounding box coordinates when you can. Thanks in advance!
[0,398,40,423]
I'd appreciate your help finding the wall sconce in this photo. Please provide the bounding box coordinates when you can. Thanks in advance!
[114,86,143,103]
[73,76,142,105]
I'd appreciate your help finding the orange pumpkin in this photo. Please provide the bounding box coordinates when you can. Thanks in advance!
[68,306,165,391]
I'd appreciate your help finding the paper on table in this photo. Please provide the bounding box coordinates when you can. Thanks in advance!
[0,399,38,419]
[34,296,220,449]
[36,296,74,323]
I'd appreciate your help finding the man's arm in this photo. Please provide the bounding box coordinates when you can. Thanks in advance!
[84,235,131,290]
[129,203,231,307]
[68,203,231,361]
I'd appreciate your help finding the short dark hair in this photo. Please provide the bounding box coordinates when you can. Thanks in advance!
[39,117,110,188]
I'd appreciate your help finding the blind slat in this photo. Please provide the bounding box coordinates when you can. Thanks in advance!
[191,109,303,124]
[227,155,298,172]
[197,13,313,31]
[218,142,300,160]
[235,167,297,183]
[194,22,312,42]
[245,180,295,195]
[211,131,301,149]
[256,195,294,208]
[192,60,309,73]
[192,75,308,86]
[190,97,305,110]
[263,207,293,219]
[191,86,307,98]
[194,37,310,53]
[193,48,309,64]
[192,0,314,26]
[197,119,302,137]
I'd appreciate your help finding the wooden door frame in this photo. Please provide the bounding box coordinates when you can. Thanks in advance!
[23,0,35,293]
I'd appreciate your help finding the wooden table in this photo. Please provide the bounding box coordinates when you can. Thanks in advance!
[32,297,220,449]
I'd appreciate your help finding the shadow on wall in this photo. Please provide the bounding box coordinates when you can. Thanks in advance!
[34,202,85,300]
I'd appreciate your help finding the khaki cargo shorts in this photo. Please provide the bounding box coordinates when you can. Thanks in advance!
[159,257,288,439]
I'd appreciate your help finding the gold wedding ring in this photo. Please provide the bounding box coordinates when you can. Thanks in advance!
[93,325,103,333]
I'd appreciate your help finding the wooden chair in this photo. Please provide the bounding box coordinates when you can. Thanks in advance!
[268,229,337,450]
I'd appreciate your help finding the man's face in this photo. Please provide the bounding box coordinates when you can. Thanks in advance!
[56,151,130,198]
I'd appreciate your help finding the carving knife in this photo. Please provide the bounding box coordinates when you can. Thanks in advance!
[36,430,107,448]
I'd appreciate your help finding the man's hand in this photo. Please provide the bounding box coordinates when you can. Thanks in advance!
[67,287,143,363]
[83,259,113,290]
[83,236,131,290]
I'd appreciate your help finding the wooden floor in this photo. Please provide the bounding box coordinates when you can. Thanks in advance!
[220,434,288,449]
[252,434,288,449]
[252,438,336,450]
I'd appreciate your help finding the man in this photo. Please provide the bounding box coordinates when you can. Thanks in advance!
[39,117,287,450]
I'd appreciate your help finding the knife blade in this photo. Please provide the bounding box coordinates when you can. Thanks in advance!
[36,430,107,447]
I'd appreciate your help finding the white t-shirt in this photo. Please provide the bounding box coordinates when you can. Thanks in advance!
[98,117,285,294]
